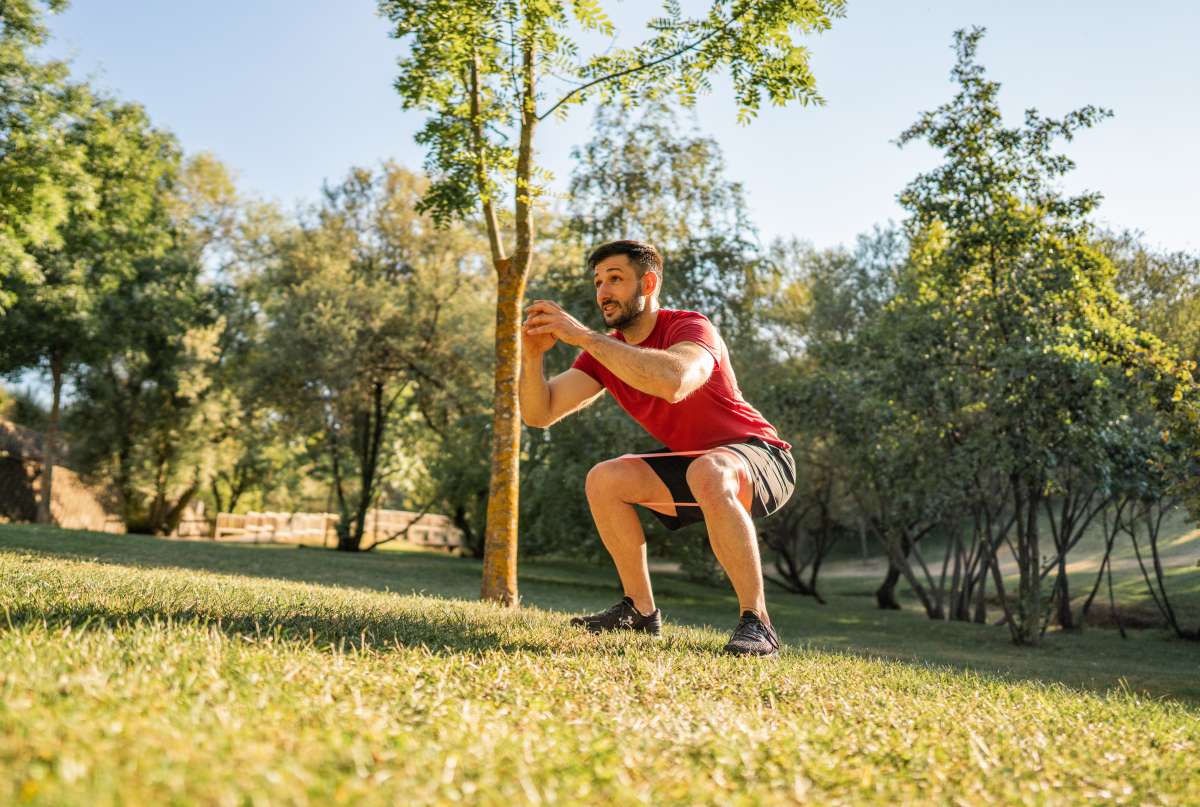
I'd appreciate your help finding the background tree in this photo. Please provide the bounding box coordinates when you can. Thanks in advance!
[2,86,180,525]
[1103,231,1200,362]
[167,159,305,520]
[1,0,87,521]
[759,230,905,602]
[63,149,247,535]
[379,0,846,605]
[0,0,86,314]
[254,165,490,551]
[889,28,1196,643]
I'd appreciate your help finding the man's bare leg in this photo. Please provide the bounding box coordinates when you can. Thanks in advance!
[585,458,677,615]
[685,450,770,625]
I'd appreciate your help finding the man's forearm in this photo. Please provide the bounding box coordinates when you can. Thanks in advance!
[519,354,552,427]
[579,331,685,402]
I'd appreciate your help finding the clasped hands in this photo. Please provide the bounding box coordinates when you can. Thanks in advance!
[522,300,593,354]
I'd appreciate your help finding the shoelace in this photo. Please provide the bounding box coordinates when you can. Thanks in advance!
[733,618,777,648]
[597,601,630,619]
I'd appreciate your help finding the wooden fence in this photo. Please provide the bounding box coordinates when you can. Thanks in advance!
[211,509,463,551]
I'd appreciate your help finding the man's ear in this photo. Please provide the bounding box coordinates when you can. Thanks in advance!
[641,270,660,299]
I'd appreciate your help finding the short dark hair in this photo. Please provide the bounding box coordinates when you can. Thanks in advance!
[586,240,663,281]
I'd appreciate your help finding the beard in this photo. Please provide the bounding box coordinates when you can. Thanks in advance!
[601,294,646,331]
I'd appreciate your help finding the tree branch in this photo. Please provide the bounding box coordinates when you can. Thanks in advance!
[469,52,506,265]
[536,8,751,123]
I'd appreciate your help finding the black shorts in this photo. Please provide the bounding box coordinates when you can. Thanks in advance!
[637,437,796,531]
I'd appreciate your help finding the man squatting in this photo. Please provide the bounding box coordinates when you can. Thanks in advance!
[520,240,796,656]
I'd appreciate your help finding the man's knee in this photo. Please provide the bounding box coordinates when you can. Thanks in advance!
[585,459,628,500]
[686,455,741,502]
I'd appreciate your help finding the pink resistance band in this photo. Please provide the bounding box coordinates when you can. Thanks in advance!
[616,448,748,509]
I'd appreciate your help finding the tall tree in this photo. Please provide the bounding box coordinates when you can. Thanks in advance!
[379,0,845,604]
[254,165,490,551]
[1,81,180,524]
[67,153,240,535]
[0,0,86,314]
[892,28,1195,644]
[0,0,85,521]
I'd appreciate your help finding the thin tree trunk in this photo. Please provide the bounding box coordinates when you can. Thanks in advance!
[1082,504,1121,618]
[227,466,247,513]
[970,504,988,623]
[37,355,64,525]
[883,527,941,618]
[160,479,200,536]
[469,54,505,268]
[327,413,354,551]
[1014,476,1043,645]
[480,41,536,606]
[210,476,227,517]
[1107,548,1126,640]
[346,381,388,551]
[875,562,903,610]
[481,269,527,603]
[1055,541,1074,630]
[973,557,988,623]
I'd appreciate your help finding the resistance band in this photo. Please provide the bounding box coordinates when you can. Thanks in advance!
[616,448,749,510]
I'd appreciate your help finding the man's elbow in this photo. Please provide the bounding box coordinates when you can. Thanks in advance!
[522,408,561,428]
[665,373,707,403]
[664,382,694,404]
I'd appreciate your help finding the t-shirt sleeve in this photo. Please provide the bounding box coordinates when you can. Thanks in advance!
[663,313,722,366]
[570,349,604,383]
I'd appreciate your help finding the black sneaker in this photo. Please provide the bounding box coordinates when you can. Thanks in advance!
[723,611,780,656]
[570,596,662,636]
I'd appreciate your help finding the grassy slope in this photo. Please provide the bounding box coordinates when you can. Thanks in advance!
[1,525,1198,805]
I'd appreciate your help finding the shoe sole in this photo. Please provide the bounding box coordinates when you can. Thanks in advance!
[570,619,662,638]
[723,643,780,657]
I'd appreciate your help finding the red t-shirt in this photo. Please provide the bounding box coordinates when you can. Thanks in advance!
[571,309,790,452]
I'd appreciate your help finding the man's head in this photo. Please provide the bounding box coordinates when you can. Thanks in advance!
[587,240,663,331]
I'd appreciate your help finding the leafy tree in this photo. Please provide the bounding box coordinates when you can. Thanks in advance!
[173,160,310,520]
[1103,231,1200,361]
[254,165,490,551]
[1,0,87,521]
[762,231,907,604]
[2,83,181,524]
[68,252,218,534]
[890,28,1196,644]
[0,0,88,314]
[64,153,255,535]
[566,103,776,346]
[379,0,846,605]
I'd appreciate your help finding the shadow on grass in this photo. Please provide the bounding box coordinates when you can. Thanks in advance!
[3,524,1199,705]
[0,525,619,608]
[0,598,562,656]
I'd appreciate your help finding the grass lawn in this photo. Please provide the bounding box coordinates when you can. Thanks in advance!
[1,524,1198,805]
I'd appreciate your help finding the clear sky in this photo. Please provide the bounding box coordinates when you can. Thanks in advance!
[40,1,1200,254]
